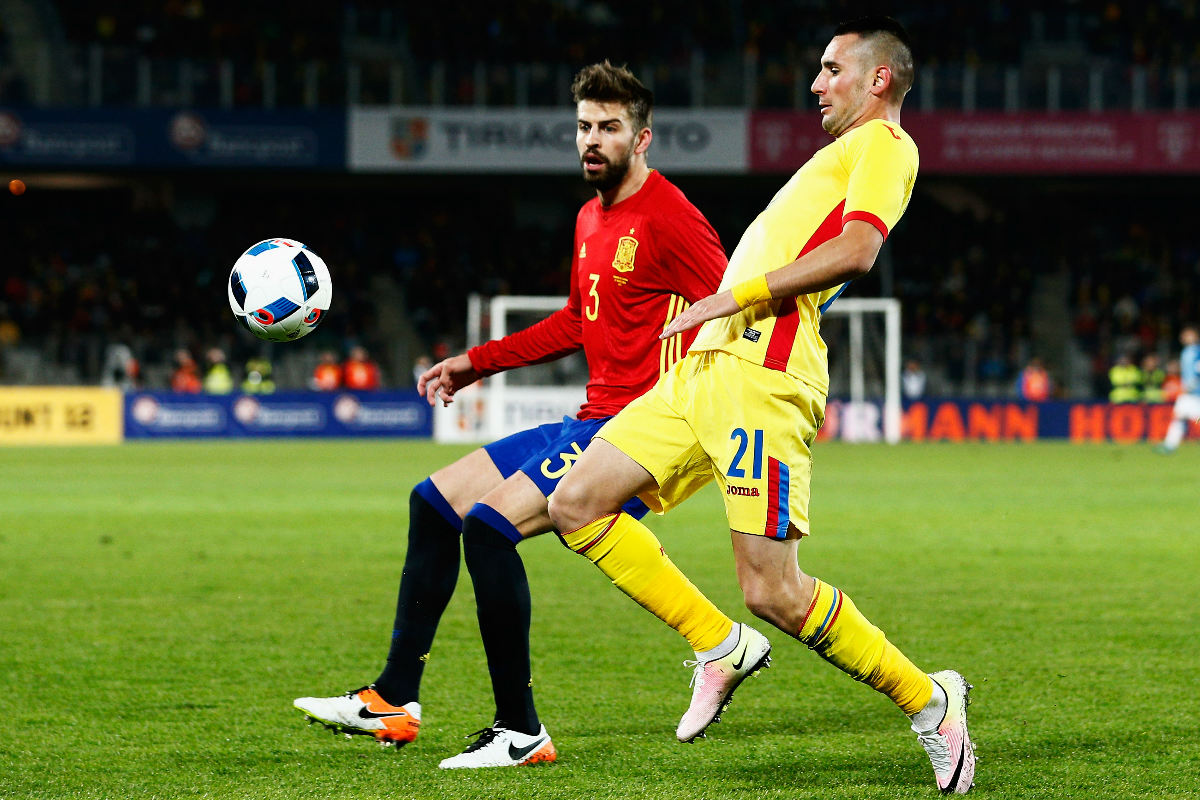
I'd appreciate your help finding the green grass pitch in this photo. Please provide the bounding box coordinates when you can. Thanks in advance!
[1,440,1197,799]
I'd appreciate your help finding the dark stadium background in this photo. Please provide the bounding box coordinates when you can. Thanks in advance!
[4,9,1200,800]
[2,2,1198,400]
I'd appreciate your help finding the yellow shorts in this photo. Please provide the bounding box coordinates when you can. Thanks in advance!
[597,350,825,538]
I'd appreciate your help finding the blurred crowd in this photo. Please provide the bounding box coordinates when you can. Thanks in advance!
[155,343,383,394]
[5,3,1200,395]
[0,2,1192,108]
[48,2,1200,72]
[883,177,1199,400]
[1106,350,1188,405]
[0,182,384,389]
[55,1,337,62]
[0,176,565,392]
[3,173,1199,399]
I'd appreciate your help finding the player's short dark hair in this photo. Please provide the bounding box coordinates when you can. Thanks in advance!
[571,61,654,131]
[834,15,915,99]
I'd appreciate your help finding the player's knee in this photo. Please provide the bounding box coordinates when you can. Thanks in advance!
[742,582,781,624]
[741,567,812,630]
[545,491,574,532]
[547,481,588,532]
[461,508,522,582]
[410,479,438,508]
[410,478,463,531]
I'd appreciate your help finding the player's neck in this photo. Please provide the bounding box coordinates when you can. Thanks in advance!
[839,105,902,137]
[597,162,652,208]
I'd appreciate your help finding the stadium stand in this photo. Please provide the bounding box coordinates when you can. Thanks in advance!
[3,2,1200,396]
[10,2,1200,110]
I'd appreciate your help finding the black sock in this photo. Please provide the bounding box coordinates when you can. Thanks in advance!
[462,508,540,736]
[373,480,462,705]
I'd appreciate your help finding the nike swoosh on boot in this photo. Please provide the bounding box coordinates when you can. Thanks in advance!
[507,737,548,762]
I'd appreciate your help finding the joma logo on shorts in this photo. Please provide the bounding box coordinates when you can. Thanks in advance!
[726,485,760,497]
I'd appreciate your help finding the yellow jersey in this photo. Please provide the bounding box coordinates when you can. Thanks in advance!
[690,118,919,395]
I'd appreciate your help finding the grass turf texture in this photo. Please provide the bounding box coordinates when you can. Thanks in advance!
[0,440,1197,799]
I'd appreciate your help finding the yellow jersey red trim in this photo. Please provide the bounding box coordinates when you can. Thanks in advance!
[689,119,919,394]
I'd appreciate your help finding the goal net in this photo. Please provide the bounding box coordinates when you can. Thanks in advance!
[434,293,900,444]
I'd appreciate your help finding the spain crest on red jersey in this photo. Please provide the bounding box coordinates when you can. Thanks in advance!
[612,235,639,273]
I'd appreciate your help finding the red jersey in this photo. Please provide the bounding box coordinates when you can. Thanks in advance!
[312,363,342,391]
[1019,366,1051,402]
[343,358,381,390]
[468,170,726,419]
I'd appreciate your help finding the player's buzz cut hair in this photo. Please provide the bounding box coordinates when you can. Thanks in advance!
[571,60,654,132]
[834,15,915,99]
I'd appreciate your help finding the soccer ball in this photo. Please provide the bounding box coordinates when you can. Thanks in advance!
[228,238,332,342]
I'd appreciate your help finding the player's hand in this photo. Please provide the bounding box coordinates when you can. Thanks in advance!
[659,290,740,339]
[418,354,480,407]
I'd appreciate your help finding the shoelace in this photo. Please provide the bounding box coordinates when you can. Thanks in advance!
[682,659,706,690]
[916,731,951,774]
[462,726,500,753]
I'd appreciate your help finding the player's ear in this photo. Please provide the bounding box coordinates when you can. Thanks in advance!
[634,126,653,156]
[870,66,892,98]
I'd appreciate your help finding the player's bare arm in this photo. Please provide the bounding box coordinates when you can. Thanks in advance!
[660,220,884,339]
[418,353,480,406]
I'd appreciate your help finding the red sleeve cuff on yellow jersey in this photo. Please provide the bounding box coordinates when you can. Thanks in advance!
[842,210,889,240]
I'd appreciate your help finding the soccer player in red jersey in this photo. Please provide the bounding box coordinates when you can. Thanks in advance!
[294,61,768,768]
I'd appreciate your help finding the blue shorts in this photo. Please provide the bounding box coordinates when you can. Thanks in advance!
[483,416,650,520]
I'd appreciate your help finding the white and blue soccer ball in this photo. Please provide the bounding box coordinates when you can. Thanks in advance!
[228,238,332,342]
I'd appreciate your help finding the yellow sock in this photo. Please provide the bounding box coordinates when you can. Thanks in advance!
[560,513,733,652]
[798,578,933,715]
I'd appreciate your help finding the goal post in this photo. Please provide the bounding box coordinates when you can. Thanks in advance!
[433,294,586,443]
[435,293,901,444]
[821,297,902,443]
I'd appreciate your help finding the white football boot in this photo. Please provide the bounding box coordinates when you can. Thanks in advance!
[438,723,557,769]
[294,686,421,746]
[913,670,976,794]
[676,623,772,742]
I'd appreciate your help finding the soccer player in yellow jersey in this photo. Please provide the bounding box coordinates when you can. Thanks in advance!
[549,17,976,794]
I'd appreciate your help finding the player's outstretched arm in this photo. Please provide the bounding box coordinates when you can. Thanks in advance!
[658,290,740,340]
[660,220,884,339]
[418,353,481,407]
